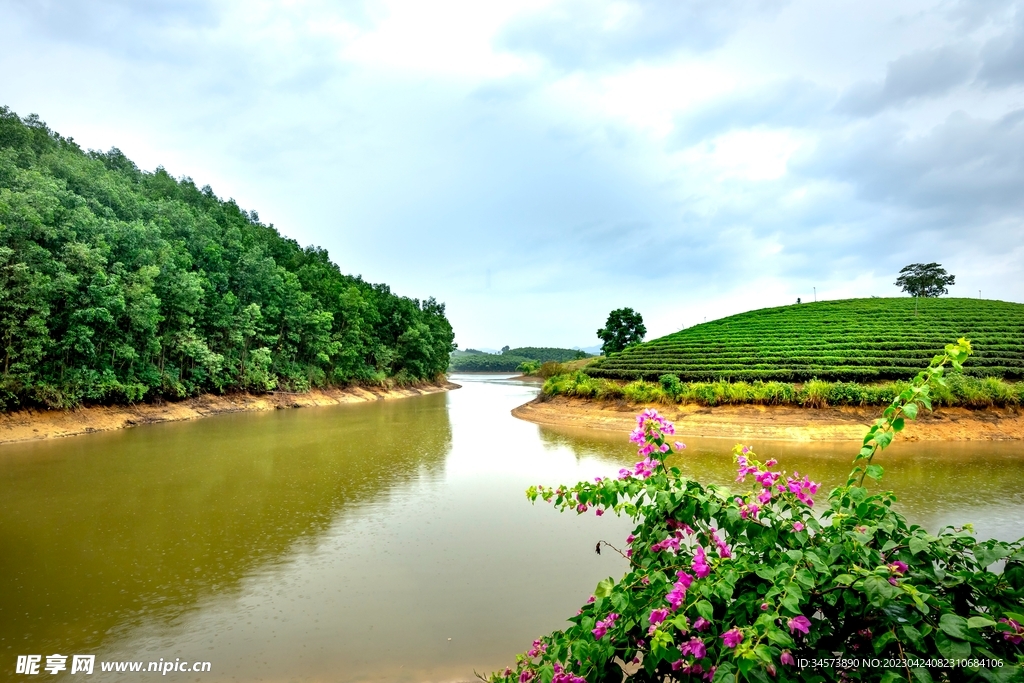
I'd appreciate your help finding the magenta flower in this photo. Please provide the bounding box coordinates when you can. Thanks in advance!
[780,651,795,666]
[692,546,711,578]
[519,670,535,683]
[595,508,604,516]
[649,608,669,626]
[785,472,820,507]
[1000,618,1023,644]
[756,488,772,505]
[527,639,547,657]
[592,613,619,640]
[721,628,743,648]
[788,615,811,635]
[693,617,710,632]
[703,666,716,681]
[889,560,909,575]
[710,528,732,558]
[680,637,707,659]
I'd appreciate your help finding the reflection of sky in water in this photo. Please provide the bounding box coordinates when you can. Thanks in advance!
[0,373,1021,682]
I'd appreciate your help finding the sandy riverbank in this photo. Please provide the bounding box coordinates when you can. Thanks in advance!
[512,395,1024,441]
[0,381,460,446]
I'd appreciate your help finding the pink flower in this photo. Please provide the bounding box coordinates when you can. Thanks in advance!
[710,528,732,559]
[1000,618,1024,644]
[693,617,711,632]
[692,546,711,578]
[679,637,707,659]
[780,651,795,666]
[675,441,686,450]
[889,561,909,575]
[757,488,773,505]
[704,666,716,681]
[792,521,805,532]
[592,613,619,640]
[527,639,547,657]
[721,628,743,648]
[788,615,811,635]
[760,603,769,611]
[649,608,669,626]
[665,571,694,610]
[785,473,820,507]
[519,670,535,683]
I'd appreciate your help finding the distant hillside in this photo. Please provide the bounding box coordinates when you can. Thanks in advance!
[449,347,592,372]
[586,298,1024,382]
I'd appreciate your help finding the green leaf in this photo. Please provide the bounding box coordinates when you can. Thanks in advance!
[880,672,902,683]
[939,613,971,640]
[968,616,996,629]
[903,403,919,420]
[866,464,884,480]
[934,631,971,660]
[909,536,930,555]
[694,600,714,621]
[873,629,897,654]
[974,543,1011,570]
[901,623,924,650]
[594,578,614,599]
[862,575,896,606]
[892,417,905,432]
[909,667,934,683]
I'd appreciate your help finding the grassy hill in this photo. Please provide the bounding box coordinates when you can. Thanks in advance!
[586,298,1024,382]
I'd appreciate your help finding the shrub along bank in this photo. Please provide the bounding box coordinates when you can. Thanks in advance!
[543,370,1024,408]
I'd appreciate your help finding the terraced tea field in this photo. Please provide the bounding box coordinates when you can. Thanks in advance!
[586,298,1024,382]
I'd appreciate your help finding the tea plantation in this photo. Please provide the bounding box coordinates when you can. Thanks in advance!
[586,298,1024,382]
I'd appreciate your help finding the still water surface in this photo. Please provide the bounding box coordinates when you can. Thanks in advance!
[1,374,1022,681]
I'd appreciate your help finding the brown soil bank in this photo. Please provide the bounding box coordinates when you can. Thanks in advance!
[0,381,460,446]
[512,396,1024,441]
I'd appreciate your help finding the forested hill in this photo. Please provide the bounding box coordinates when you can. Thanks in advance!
[0,107,455,410]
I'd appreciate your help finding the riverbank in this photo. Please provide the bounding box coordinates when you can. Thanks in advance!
[0,380,460,446]
[512,395,1024,441]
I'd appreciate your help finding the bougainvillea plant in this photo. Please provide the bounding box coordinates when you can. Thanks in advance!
[487,339,1024,683]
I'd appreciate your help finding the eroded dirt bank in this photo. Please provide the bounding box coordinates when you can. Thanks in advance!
[512,395,1024,441]
[0,381,460,446]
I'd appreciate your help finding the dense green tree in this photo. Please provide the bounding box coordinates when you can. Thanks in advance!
[895,262,955,298]
[0,107,455,410]
[597,307,646,355]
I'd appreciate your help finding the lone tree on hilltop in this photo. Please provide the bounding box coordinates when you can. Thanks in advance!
[896,263,956,298]
[597,308,646,355]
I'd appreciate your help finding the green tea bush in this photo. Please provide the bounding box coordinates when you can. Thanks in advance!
[586,298,1024,383]
[492,340,1024,683]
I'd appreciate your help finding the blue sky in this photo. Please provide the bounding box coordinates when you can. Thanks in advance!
[2,0,1022,349]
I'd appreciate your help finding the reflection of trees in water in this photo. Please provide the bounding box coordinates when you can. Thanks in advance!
[0,393,452,656]
[537,424,1024,540]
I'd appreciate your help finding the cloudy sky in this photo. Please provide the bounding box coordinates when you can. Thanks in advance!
[2,0,1022,349]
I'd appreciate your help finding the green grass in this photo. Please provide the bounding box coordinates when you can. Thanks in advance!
[586,298,1024,382]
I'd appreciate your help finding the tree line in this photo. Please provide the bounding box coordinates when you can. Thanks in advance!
[0,107,455,410]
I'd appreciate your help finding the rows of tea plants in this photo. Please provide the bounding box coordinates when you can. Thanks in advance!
[586,298,1024,382]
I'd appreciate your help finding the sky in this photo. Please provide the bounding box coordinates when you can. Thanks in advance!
[1,0,1023,350]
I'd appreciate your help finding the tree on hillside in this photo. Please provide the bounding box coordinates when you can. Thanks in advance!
[896,263,955,298]
[597,308,646,355]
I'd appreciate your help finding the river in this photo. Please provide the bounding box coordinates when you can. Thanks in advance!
[1,374,1022,681]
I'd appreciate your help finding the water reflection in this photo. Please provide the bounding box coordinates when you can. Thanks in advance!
[0,395,453,664]
[537,424,1024,542]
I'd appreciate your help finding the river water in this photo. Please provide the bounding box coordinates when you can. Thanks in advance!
[1,374,1022,681]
